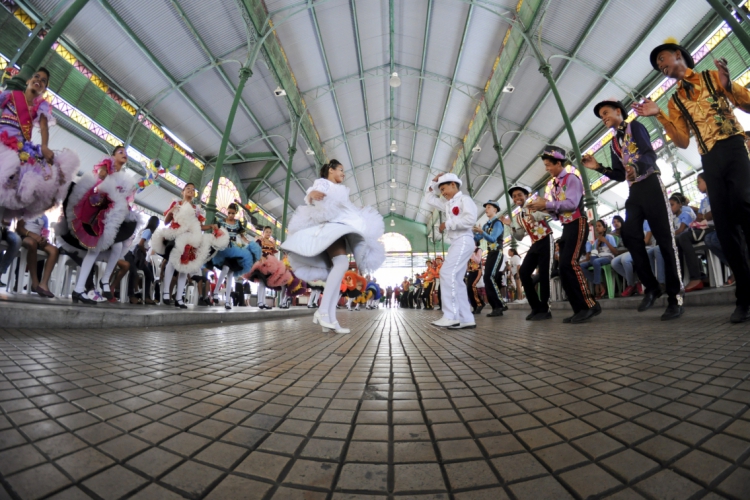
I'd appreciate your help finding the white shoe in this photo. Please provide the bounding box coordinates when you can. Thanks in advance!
[516,298,528,304]
[432,317,460,327]
[332,322,350,334]
[448,322,477,329]
[313,311,337,332]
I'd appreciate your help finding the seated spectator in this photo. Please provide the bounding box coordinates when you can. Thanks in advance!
[669,192,695,285]
[676,174,715,292]
[611,215,628,255]
[123,216,158,305]
[0,219,21,287]
[17,215,58,297]
[582,219,618,299]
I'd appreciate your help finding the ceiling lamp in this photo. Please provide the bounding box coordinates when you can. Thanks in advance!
[389,72,401,88]
[390,140,398,153]
[389,178,397,188]
[305,148,315,156]
[390,202,396,212]
[390,219,395,227]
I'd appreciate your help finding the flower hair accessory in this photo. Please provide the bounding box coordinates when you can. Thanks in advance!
[541,148,566,160]
[93,157,115,175]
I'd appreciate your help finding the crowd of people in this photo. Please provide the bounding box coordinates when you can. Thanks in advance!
[2,34,750,331]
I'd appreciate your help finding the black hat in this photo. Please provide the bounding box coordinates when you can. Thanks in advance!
[593,99,629,120]
[507,184,530,197]
[649,37,694,71]
[483,200,500,211]
[539,145,567,163]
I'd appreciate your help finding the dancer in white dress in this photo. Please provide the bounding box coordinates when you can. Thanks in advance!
[282,159,385,333]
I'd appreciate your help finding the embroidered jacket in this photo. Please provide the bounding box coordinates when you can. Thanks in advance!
[656,68,750,155]
[510,207,552,243]
[597,120,659,185]
[545,170,584,224]
[474,215,504,251]
[257,236,277,258]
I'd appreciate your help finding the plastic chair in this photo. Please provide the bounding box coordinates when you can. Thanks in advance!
[9,247,49,294]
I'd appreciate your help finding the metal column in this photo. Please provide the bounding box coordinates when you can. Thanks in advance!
[488,112,516,250]
[206,67,252,224]
[706,0,750,55]
[5,0,90,91]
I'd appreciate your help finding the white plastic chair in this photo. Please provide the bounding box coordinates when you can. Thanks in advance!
[8,247,49,294]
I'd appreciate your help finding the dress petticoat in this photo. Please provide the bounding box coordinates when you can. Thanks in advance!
[64,171,140,252]
[151,202,229,275]
[281,178,385,282]
[0,91,79,219]
[212,241,261,277]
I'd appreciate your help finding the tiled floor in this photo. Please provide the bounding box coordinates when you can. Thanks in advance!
[0,307,748,499]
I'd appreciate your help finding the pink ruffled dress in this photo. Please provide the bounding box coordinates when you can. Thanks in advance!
[0,90,79,219]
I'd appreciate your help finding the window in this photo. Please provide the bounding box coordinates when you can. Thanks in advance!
[381,232,412,253]
[201,178,243,219]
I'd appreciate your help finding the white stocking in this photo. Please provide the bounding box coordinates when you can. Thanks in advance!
[163,262,175,300]
[216,265,229,295]
[75,250,100,294]
[176,273,187,304]
[102,243,122,290]
[225,273,234,304]
[257,282,266,307]
[322,255,348,324]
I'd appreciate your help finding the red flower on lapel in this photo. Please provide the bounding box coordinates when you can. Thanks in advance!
[452,206,460,216]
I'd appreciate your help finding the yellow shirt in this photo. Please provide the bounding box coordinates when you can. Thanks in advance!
[656,68,750,155]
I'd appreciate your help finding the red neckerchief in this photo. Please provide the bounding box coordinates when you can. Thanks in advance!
[11,91,33,141]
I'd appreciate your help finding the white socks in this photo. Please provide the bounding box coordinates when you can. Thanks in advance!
[74,243,122,294]
[175,272,187,304]
[320,255,348,324]
[225,273,234,305]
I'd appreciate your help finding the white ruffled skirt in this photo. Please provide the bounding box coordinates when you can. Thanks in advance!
[281,202,385,282]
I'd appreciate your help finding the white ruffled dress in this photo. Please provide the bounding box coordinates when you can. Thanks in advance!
[281,178,385,282]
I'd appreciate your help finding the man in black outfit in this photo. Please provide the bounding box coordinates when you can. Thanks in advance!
[583,98,684,321]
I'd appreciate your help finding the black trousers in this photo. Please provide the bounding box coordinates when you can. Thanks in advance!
[558,217,596,313]
[702,136,750,307]
[423,282,434,308]
[622,174,683,306]
[677,229,713,280]
[483,250,505,309]
[466,270,484,310]
[520,235,553,314]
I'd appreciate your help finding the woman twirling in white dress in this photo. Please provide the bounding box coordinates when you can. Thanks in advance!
[282,159,385,333]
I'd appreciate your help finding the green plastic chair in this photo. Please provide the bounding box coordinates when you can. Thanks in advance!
[586,263,618,299]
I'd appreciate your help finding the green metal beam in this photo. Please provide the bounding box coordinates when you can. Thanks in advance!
[309,5,362,197]
[503,0,680,201]
[405,0,433,210]
[97,0,246,161]
[246,159,281,198]
[4,0,89,91]
[473,0,613,198]
[169,0,307,207]
[6,0,71,69]
[351,0,378,203]
[214,151,279,164]
[414,3,473,212]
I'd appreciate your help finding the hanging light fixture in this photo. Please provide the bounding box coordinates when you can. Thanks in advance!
[390,202,396,212]
[390,140,398,153]
[390,219,395,227]
[389,72,401,88]
[389,178,397,188]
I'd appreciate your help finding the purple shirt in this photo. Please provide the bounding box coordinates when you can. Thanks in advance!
[545,170,584,216]
[0,91,54,142]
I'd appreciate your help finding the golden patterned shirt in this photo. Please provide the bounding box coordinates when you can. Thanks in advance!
[657,68,750,155]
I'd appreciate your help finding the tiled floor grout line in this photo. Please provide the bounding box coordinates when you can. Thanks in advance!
[0,308,747,499]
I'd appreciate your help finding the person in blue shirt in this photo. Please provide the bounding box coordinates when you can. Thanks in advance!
[581,219,618,299]
[472,200,505,317]
[611,220,653,297]
[583,99,683,321]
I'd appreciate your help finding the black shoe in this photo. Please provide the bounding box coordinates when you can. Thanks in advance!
[99,280,113,301]
[661,303,684,321]
[175,300,188,309]
[638,288,663,312]
[730,305,750,323]
[487,308,503,317]
[225,303,232,311]
[530,311,552,321]
[591,302,602,317]
[72,291,98,305]
[563,314,575,324]
[475,305,484,315]
[570,307,597,324]
[198,297,208,307]
[162,294,172,306]
[525,311,536,321]
[503,305,509,311]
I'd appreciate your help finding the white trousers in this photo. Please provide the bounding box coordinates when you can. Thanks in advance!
[439,233,474,323]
